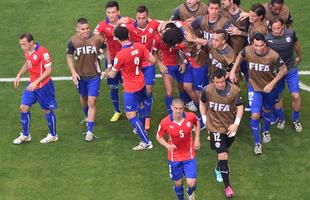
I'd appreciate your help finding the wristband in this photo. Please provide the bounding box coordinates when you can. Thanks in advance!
[234,117,241,125]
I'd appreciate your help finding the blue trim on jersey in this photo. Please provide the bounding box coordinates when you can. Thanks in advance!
[105,15,122,24]
[122,43,133,48]
[34,43,40,51]
[169,112,186,122]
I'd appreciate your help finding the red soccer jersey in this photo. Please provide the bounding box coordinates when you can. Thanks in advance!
[94,17,122,59]
[157,112,198,162]
[126,19,160,67]
[24,44,51,89]
[154,33,178,66]
[113,42,151,92]
[176,42,200,68]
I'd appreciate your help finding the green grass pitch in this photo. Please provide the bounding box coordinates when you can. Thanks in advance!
[0,0,309,199]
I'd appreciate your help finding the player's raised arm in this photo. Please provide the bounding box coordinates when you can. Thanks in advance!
[14,62,28,88]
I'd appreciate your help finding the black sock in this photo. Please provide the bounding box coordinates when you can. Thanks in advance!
[219,160,230,188]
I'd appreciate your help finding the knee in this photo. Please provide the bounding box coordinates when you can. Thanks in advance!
[20,104,29,113]
[291,93,300,102]
[186,179,196,188]
[88,99,96,107]
[218,152,228,160]
[251,113,260,120]
[174,180,183,187]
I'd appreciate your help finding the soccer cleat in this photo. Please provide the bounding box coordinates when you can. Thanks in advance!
[187,191,196,200]
[293,121,303,133]
[262,131,271,143]
[132,141,153,151]
[110,112,122,122]
[276,120,285,130]
[40,133,58,144]
[186,101,197,112]
[83,131,98,142]
[145,118,151,130]
[254,143,262,155]
[215,168,223,183]
[225,186,234,198]
[13,133,31,145]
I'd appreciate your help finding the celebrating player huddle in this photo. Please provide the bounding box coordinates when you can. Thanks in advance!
[13,0,303,199]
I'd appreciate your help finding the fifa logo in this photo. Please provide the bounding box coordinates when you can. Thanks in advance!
[209,101,230,111]
[76,46,97,56]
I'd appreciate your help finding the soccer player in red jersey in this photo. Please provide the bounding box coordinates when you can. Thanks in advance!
[94,1,134,122]
[124,5,161,130]
[102,26,157,151]
[13,33,58,144]
[157,98,200,200]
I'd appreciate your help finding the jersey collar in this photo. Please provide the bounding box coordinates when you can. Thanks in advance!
[122,42,133,48]
[169,112,186,122]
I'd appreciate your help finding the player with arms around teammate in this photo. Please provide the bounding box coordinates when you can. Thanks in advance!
[266,18,303,132]
[102,26,156,151]
[157,98,200,200]
[13,33,58,144]
[200,68,243,198]
[66,18,104,142]
[229,32,287,155]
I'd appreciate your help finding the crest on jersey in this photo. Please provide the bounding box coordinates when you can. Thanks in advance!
[215,142,221,148]
[43,53,50,60]
[286,37,291,43]
[33,55,38,60]
[149,28,153,33]
[187,122,191,127]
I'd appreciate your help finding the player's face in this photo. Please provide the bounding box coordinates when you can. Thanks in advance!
[213,76,226,90]
[249,10,261,23]
[211,33,225,49]
[271,3,283,15]
[271,21,284,36]
[208,3,220,19]
[186,0,199,9]
[106,7,120,23]
[76,23,90,39]
[253,39,267,55]
[171,102,185,119]
[221,0,232,9]
[136,12,148,28]
[19,38,34,52]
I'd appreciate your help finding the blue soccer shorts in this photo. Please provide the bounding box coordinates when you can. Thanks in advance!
[168,158,197,181]
[183,63,208,91]
[21,79,57,110]
[78,75,101,97]
[248,84,278,114]
[123,87,146,112]
[166,65,184,83]
[277,67,300,94]
[142,64,156,86]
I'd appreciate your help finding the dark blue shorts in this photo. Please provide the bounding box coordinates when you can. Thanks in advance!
[168,158,197,180]
[123,87,146,112]
[78,75,101,97]
[21,80,57,110]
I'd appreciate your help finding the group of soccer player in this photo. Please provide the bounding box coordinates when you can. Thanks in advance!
[13,0,304,199]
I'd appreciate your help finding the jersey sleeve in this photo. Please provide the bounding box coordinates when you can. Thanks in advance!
[235,93,243,106]
[200,86,208,103]
[94,23,104,34]
[191,16,203,30]
[170,7,181,21]
[40,49,52,68]
[190,112,198,126]
[112,54,123,72]
[292,31,298,44]
[66,39,75,55]
[275,54,286,70]
[156,120,167,138]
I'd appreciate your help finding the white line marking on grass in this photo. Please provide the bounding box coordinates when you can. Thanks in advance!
[299,82,310,92]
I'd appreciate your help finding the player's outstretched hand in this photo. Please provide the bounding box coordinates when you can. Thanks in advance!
[227,123,238,138]
[159,65,168,74]
[26,82,38,92]
[72,72,80,86]
[229,72,237,83]
[166,144,177,152]
[194,138,200,150]
[263,82,274,93]
[14,76,20,88]
[179,63,186,74]
[237,12,249,21]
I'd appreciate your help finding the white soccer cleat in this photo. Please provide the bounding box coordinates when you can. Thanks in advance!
[40,133,58,144]
[293,121,303,133]
[13,133,31,145]
[83,131,98,142]
[186,101,197,112]
[132,141,153,151]
[187,191,196,200]
[262,131,271,143]
[276,120,285,130]
[254,143,262,155]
